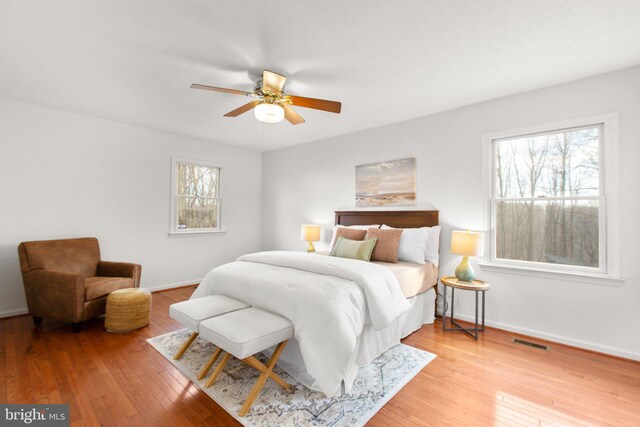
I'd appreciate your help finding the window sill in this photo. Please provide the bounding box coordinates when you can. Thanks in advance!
[168,229,227,238]
[477,261,625,287]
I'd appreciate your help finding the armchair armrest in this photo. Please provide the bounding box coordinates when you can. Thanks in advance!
[97,261,141,287]
[22,270,85,323]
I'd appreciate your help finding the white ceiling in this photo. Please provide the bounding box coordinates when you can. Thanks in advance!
[2,1,640,151]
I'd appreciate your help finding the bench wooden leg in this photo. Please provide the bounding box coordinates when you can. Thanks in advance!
[173,331,198,360]
[204,352,231,388]
[197,348,222,380]
[238,340,289,417]
[244,356,290,390]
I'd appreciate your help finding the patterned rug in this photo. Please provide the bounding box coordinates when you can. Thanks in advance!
[148,328,436,426]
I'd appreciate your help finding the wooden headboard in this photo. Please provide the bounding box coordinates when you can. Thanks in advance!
[335,210,439,228]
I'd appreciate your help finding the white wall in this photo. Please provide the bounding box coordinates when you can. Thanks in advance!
[0,98,262,317]
[261,66,640,360]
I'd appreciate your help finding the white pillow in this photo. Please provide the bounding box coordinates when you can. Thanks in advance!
[381,224,441,266]
[381,225,427,264]
[425,225,441,266]
[329,225,380,249]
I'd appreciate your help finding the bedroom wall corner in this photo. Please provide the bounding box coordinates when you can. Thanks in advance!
[260,65,640,360]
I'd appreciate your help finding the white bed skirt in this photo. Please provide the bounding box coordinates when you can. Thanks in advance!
[272,287,436,394]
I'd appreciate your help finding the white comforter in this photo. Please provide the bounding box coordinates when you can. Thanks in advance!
[191,251,410,396]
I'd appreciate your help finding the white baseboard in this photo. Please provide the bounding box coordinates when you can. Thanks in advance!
[0,279,201,319]
[143,279,201,293]
[4,281,636,362]
[0,307,29,318]
[452,313,640,361]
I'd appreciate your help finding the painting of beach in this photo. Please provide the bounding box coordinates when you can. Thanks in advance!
[355,158,416,207]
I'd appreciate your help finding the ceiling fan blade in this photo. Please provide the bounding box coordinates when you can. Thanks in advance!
[262,70,287,93]
[191,83,252,96]
[224,101,260,117]
[287,95,342,114]
[282,104,305,125]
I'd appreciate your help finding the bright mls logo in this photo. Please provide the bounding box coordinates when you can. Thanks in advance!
[1,404,69,426]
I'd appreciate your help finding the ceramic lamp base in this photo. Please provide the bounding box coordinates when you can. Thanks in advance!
[306,241,316,253]
[455,256,476,282]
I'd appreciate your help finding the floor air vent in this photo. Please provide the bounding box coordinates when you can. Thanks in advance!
[512,338,550,351]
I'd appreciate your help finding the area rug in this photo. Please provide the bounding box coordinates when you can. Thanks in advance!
[148,328,436,426]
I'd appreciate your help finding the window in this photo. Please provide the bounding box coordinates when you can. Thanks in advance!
[482,114,622,283]
[170,157,223,235]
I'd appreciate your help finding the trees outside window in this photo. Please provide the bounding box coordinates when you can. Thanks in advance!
[492,124,602,271]
[170,158,222,234]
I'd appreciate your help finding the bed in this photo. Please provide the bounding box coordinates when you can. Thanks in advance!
[192,210,439,396]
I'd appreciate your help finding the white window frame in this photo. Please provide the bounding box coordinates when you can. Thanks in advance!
[480,114,623,286]
[169,156,225,237]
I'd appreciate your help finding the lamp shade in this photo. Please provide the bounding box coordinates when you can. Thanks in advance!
[300,225,321,242]
[254,103,285,123]
[451,230,485,257]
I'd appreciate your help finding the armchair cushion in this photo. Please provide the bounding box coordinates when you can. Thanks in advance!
[85,277,134,301]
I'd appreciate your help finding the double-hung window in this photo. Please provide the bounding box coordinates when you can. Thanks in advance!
[170,157,223,235]
[483,114,621,283]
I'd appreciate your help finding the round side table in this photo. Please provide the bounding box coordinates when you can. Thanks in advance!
[440,276,490,340]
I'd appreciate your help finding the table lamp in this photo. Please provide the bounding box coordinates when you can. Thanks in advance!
[451,230,485,282]
[300,225,321,253]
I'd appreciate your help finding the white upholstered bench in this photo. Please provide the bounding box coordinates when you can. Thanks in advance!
[198,307,294,416]
[169,295,249,362]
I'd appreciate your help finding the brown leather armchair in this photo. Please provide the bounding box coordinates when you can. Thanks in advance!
[18,237,141,331]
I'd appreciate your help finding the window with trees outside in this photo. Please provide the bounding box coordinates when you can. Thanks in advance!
[491,123,605,273]
[170,157,222,235]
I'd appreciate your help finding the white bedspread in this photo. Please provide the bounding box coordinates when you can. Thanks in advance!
[191,251,410,396]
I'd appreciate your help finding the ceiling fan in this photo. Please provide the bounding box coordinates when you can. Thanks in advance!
[191,70,342,125]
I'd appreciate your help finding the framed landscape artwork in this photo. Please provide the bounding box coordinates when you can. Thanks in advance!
[355,158,416,207]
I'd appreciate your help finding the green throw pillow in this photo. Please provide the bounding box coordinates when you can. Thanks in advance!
[330,237,378,261]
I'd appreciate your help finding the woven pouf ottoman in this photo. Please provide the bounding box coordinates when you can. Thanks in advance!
[105,288,152,332]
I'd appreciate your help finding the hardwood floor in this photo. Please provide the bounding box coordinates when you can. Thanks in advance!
[1,286,638,426]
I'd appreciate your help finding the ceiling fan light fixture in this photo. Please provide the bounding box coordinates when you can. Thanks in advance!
[254,102,284,123]
[191,69,341,125]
